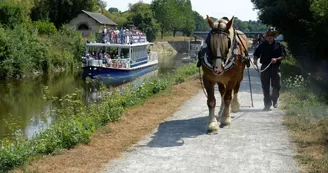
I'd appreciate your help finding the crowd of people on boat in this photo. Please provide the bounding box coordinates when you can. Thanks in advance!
[85,51,130,68]
[101,27,147,44]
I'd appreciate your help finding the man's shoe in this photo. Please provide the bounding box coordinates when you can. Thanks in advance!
[263,107,271,111]
[272,100,278,108]
[273,103,278,108]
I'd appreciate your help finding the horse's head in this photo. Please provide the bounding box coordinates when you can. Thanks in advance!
[206,15,235,75]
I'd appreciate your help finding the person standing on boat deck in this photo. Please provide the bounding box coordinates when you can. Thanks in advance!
[120,28,124,44]
[101,30,106,43]
[108,29,112,43]
[253,27,286,111]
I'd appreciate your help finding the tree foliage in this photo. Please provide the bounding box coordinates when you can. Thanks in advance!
[108,7,120,13]
[0,0,30,29]
[193,11,209,31]
[103,10,129,28]
[151,0,196,37]
[234,18,267,32]
[251,0,328,59]
[151,0,176,38]
[126,2,159,41]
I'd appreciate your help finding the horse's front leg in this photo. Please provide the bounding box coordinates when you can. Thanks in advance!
[231,82,241,113]
[220,87,233,126]
[218,83,225,118]
[203,77,218,133]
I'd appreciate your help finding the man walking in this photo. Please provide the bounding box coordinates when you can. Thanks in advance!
[253,27,286,111]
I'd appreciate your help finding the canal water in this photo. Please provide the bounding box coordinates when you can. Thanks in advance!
[0,53,191,140]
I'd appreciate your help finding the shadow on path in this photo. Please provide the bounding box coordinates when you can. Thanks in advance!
[145,116,207,148]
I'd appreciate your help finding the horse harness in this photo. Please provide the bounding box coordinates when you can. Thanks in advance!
[197,28,250,71]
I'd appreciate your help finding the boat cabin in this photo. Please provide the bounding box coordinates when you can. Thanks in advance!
[82,43,153,69]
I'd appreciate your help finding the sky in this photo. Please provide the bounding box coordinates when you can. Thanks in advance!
[104,0,259,21]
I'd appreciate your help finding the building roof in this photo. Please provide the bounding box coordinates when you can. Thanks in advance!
[82,10,117,26]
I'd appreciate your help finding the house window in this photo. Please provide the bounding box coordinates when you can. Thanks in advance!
[78,23,90,30]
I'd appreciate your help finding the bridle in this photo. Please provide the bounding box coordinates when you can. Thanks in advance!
[206,28,232,61]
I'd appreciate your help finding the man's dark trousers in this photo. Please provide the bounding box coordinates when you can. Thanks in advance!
[260,64,281,108]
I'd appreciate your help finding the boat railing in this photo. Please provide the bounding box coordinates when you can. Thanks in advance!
[84,58,132,69]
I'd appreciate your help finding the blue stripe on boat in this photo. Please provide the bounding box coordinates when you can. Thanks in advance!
[82,63,158,85]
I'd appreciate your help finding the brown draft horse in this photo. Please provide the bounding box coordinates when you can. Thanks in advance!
[201,15,249,133]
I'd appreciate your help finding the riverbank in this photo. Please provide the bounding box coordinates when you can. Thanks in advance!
[0,63,199,172]
[280,54,328,173]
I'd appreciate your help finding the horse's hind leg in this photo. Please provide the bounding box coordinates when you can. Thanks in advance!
[231,82,241,113]
[203,77,218,133]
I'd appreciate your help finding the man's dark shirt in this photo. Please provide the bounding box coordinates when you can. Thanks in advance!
[254,40,286,66]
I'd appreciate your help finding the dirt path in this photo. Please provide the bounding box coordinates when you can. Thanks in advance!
[14,77,201,173]
[100,67,300,173]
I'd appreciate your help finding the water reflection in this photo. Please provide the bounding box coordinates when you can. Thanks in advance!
[0,53,188,139]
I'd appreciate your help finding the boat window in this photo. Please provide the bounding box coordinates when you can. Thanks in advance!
[121,48,129,58]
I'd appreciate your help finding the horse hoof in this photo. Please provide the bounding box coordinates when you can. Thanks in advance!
[208,121,219,132]
[231,103,240,113]
[231,108,239,113]
[220,117,231,126]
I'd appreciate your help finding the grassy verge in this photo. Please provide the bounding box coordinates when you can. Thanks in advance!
[0,63,199,172]
[280,53,328,173]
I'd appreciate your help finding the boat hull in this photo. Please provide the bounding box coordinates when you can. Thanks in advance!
[82,62,158,85]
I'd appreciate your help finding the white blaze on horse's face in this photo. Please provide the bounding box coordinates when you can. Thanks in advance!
[214,41,223,74]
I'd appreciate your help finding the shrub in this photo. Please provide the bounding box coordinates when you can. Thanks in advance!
[0,23,85,79]
[0,1,28,29]
[33,20,57,35]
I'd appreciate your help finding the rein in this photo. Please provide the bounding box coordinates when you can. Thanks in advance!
[198,67,208,98]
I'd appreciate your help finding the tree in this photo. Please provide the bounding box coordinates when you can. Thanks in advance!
[97,0,107,13]
[251,0,317,57]
[193,11,210,31]
[151,0,176,38]
[126,2,159,41]
[179,0,195,36]
[0,0,30,29]
[103,11,128,28]
[170,0,184,37]
[108,7,120,13]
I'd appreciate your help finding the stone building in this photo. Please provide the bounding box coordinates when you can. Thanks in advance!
[69,10,117,37]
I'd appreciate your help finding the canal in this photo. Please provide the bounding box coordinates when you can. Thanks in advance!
[0,53,191,140]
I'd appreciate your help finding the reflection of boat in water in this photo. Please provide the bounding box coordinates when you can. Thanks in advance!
[82,69,159,103]
[81,38,158,86]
